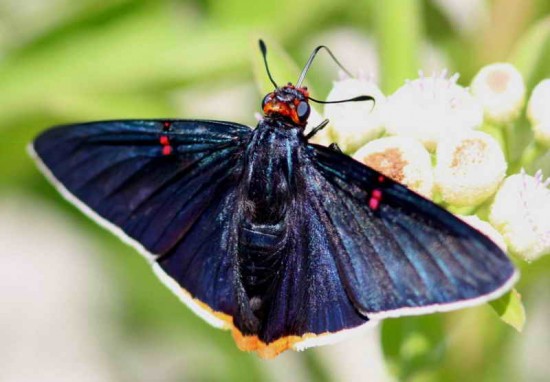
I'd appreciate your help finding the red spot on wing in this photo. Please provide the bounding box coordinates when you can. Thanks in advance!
[378,175,385,183]
[369,188,383,210]
[159,123,173,155]
[369,197,380,210]
[162,145,173,156]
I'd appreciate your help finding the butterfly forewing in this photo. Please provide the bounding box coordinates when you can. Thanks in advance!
[32,120,253,319]
[32,120,251,255]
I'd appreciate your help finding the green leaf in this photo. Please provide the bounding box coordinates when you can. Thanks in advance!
[509,16,550,88]
[489,289,526,332]
[0,3,251,126]
[381,315,446,381]
[208,0,338,41]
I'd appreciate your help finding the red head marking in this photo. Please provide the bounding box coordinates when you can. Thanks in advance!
[378,175,385,183]
[262,84,311,126]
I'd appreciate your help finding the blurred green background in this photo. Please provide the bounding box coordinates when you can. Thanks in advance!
[1,0,550,381]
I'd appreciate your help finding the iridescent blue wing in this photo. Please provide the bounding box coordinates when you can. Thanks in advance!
[31,120,252,323]
[306,144,518,320]
[254,192,370,347]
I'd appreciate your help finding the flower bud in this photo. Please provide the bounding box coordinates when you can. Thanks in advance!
[527,79,550,148]
[458,215,507,251]
[353,136,433,198]
[470,63,526,123]
[385,71,483,150]
[324,78,385,153]
[435,130,506,206]
[489,170,550,261]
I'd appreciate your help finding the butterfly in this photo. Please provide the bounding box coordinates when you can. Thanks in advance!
[29,40,517,359]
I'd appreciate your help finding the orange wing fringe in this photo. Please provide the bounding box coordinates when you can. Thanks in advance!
[186,288,330,359]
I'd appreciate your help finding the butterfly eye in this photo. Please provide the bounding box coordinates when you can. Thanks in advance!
[296,101,310,121]
[262,94,273,109]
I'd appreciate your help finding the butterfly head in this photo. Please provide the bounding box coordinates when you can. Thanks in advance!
[258,40,375,130]
[262,84,311,127]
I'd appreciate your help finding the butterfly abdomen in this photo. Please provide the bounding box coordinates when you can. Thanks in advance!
[238,221,286,310]
[236,120,303,319]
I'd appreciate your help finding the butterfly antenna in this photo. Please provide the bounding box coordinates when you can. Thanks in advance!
[310,95,375,108]
[259,40,278,89]
[296,45,353,87]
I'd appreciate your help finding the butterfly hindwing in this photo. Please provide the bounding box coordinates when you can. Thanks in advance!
[307,144,517,319]
[250,186,368,345]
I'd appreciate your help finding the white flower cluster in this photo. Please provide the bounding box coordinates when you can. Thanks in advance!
[384,71,483,150]
[435,130,507,206]
[321,64,550,261]
[471,63,526,123]
[489,170,550,261]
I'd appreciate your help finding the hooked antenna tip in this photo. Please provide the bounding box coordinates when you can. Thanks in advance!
[259,39,278,88]
[354,95,375,102]
[259,39,267,54]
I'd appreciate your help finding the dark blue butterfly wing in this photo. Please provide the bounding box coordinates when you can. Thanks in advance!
[306,144,517,319]
[31,120,252,320]
[252,185,368,346]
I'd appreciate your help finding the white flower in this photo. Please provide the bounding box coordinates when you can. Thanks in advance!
[458,215,507,251]
[471,63,526,123]
[527,79,550,148]
[385,71,483,150]
[353,136,434,198]
[435,130,506,206]
[489,170,550,261]
[324,77,386,152]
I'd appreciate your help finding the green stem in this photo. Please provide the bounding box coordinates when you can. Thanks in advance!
[480,122,507,156]
[503,122,515,163]
[512,141,546,173]
[374,0,422,93]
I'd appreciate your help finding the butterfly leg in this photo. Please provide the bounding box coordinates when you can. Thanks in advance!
[305,119,329,140]
[328,142,342,153]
